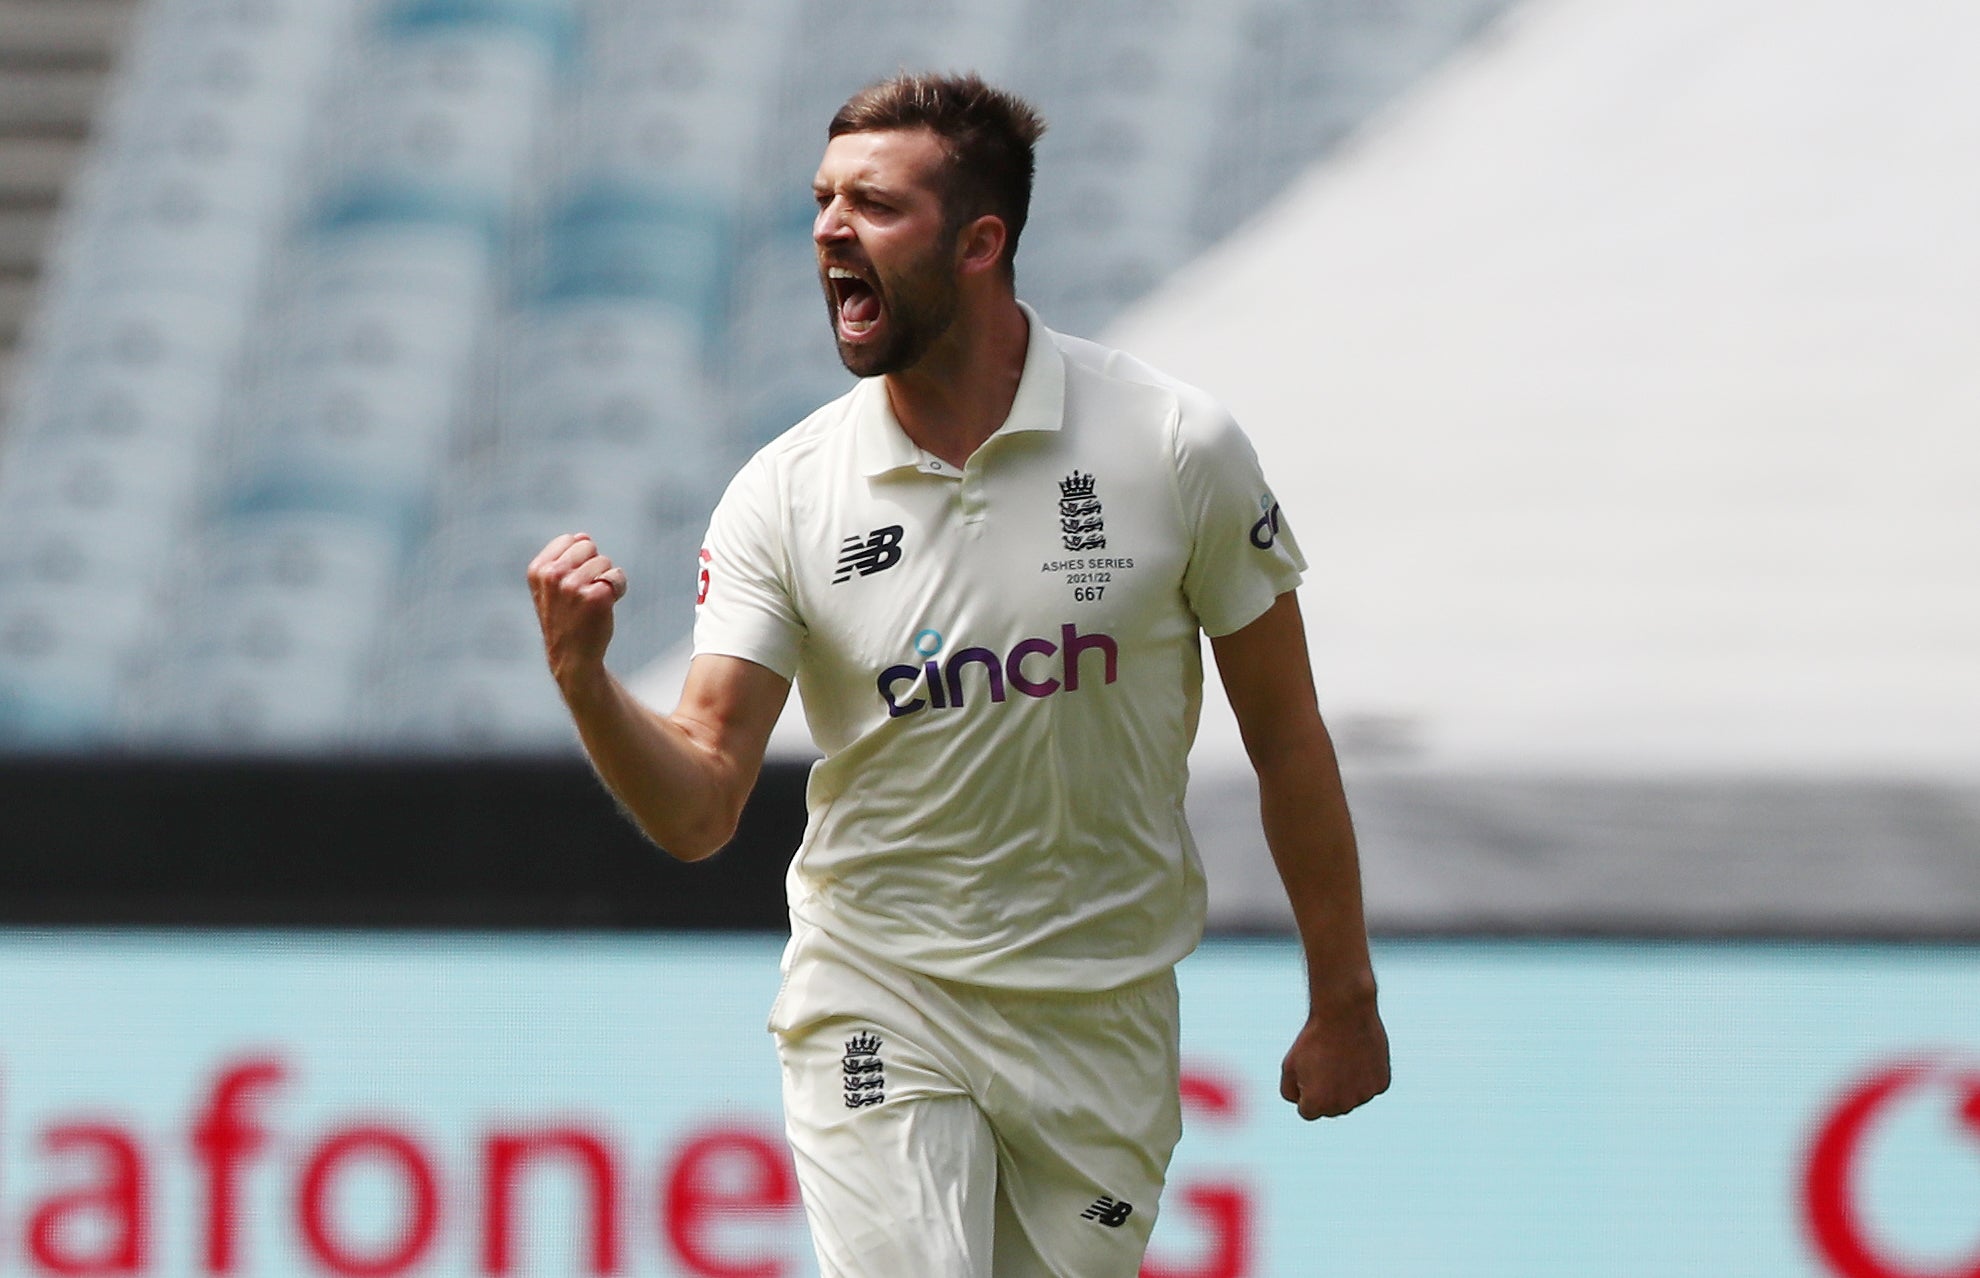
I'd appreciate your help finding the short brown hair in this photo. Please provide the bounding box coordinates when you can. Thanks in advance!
[829,72,1047,278]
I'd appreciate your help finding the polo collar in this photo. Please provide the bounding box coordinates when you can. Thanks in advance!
[854,300,1067,477]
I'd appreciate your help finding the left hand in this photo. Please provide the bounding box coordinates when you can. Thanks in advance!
[1280,999,1391,1121]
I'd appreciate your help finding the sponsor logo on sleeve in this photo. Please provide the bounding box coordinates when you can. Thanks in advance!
[695,548,711,605]
[1249,494,1283,550]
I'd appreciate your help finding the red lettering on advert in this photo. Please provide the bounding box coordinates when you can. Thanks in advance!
[1804,1057,1980,1278]
[299,1126,441,1277]
[1177,1071,1239,1119]
[1141,1067,1254,1278]
[484,1128,620,1275]
[3,1054,806,1276]
[1144,1188,1251,1278]
[663,1127,801,1278]
[190,1056,286,1274]
[29,1123,149,1274]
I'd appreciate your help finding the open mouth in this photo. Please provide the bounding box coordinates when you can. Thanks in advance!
[827,266,881,338]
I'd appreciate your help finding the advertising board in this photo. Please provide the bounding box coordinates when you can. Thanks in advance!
[1,934,1975,1275]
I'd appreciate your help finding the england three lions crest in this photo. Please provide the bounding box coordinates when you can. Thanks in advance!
[842,1031,885,1109]
[1059,470,1105,552]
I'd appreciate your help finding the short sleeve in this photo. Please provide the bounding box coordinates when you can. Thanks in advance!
[1174,399,1307,637]
[692,453,806,678]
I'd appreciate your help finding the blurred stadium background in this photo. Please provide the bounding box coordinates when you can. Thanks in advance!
[0,0,1513,756]
[0,0,1975,1274]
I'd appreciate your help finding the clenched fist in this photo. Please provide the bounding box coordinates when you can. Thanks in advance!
[527,533,629,693]
[1281,997,1390,1121]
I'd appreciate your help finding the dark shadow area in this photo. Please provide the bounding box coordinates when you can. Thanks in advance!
[0,757,810,928]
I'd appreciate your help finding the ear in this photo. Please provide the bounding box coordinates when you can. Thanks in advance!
[954,214,1008,280]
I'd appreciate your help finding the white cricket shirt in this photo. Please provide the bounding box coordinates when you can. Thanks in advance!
[694,304,1305,991]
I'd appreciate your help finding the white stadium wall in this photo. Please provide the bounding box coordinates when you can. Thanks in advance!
[1106,0,1980,781]
[1099,0,1980,935]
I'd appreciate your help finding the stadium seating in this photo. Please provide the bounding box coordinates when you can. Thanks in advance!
[0,0,1514,754]
[0,586,150,745]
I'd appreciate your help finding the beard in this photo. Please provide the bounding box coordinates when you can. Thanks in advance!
[821,238,962,378]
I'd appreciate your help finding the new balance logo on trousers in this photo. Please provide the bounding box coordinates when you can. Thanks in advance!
[1081,1196,1134,1228]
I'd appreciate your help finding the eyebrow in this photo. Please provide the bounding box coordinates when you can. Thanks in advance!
[812,175,909,202]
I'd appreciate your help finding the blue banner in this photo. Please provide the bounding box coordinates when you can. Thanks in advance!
[1,934,1975,1276]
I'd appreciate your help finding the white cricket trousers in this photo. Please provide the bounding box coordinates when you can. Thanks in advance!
[769,923,1183,1278]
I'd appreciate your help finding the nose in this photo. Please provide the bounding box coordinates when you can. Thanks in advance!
[814,196,851,246]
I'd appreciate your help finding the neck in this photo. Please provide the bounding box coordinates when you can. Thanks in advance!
[883,294,1030,469]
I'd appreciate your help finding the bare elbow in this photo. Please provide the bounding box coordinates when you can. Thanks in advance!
[644,802,744,864]
[653,828,731,864]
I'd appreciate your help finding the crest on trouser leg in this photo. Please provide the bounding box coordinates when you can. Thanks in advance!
[842,1031,885,1109]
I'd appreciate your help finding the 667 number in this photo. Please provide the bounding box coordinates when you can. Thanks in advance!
[1074,585,1105,602]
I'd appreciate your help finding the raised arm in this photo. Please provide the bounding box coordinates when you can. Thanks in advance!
[528,533,791,861]
[1210,589,1390,1120]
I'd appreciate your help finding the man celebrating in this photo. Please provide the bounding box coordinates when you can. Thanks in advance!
[530,72,1388,1278]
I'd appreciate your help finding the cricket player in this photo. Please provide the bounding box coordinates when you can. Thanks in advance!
[530,70,1389,1278]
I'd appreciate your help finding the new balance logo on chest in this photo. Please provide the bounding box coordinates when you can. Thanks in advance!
[833,525,905,583]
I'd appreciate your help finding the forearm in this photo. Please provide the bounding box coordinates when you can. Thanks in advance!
[558,667,755,862]
[1255,721,1378,1012]
[1214,592,1390,1116]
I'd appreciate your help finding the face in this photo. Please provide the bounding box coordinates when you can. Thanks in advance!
[812,128,963,378]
